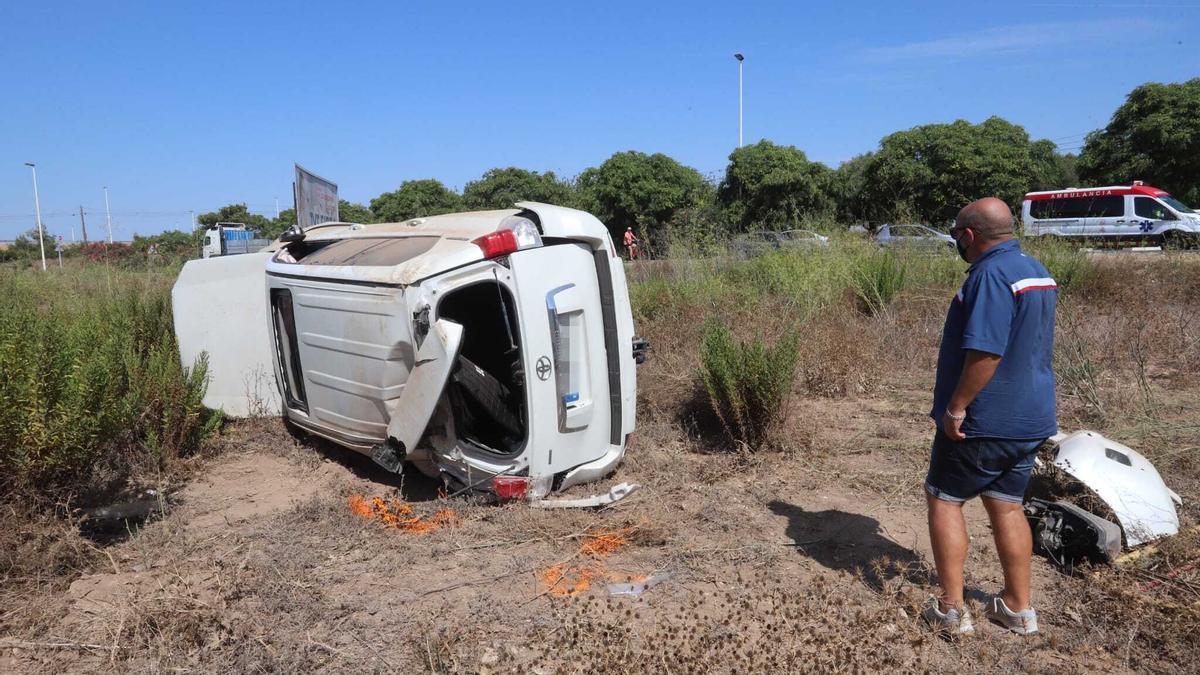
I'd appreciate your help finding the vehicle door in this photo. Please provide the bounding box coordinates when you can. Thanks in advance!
[509,242,613,477]
[1084,195,1125,240]
[1133,196,1177,242]
[172,252,281,416]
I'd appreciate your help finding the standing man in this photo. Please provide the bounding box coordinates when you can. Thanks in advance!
[923,198,1057,636]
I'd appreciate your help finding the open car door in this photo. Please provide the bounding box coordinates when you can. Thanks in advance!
[509,242,614,478]
[173,252,281,416]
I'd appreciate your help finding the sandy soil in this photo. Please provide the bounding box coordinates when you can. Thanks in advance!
[7,373,1192,673]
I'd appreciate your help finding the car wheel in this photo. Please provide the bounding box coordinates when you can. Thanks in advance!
[1161,230,1199,251]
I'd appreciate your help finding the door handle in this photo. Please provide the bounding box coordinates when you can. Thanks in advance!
[1116,220,1126,224]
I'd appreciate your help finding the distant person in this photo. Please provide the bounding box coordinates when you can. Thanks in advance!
[622,227,641,260]
[922,197,1057,636]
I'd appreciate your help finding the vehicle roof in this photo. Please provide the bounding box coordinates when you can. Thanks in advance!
[1023,184,1170,200]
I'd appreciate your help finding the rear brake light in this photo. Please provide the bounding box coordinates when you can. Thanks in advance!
[493,475,529,501]
[472,229,519,258]
[472,215,542,259]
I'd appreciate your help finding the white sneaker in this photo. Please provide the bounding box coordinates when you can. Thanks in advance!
[985,595,1039,635]
[922,596,975,635]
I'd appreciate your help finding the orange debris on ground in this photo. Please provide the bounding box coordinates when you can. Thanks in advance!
[539,526,639,597]
[348,494,460,534]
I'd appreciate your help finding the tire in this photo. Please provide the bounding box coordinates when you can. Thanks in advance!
[1161,230,1200,251]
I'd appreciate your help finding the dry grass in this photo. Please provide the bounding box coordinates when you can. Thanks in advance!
[2,250,1200,674]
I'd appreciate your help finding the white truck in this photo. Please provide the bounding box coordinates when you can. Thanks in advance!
[173,203,648,503]
[200,222,273,258]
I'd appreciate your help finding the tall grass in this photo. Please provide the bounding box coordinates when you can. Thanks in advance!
[698,319,799,449]
[0,266,218,499]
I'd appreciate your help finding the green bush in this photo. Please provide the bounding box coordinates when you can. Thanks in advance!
[1021,236,1095,293]
[848,250,907,315]
[698,319,799,449]
[0,267,219,499]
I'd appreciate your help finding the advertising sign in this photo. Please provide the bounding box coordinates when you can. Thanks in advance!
[294,164,339,230]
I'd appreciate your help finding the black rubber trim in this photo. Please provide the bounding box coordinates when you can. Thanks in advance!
[267,270,403,288]
[270,288,308,412]
[593,249,622,445]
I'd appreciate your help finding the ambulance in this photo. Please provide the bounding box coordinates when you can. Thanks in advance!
[1021,182,1200,248]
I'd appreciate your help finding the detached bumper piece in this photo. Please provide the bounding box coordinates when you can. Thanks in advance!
[533,482,641,509]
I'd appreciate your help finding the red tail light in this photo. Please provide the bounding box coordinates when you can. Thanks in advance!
[493,475,529,501]
[472,229,519,259]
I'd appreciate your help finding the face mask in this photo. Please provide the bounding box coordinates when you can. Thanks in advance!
[953,228,971,262]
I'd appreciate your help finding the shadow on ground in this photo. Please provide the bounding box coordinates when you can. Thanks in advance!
[769,500,927,591]
[283,421,444,501]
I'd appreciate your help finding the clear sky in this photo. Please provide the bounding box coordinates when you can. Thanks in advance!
[2,1,1198,240]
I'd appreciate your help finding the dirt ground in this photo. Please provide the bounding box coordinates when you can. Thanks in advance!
[3,374,1196,673]
[4,253,1200,673]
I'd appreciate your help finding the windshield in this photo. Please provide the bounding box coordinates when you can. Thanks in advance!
[1160,195,1194,214]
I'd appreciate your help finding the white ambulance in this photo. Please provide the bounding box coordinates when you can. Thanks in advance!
[172,203,647,504]
[1021,182,1200,248]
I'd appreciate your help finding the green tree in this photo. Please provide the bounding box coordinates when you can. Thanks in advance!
[463,167,575,209]
[860,117,1061,224]
[576,151,712,252]
[338,200,376,224]
[830,153,875,225]
[1078,78,1200,205]
[717,140,834,231]
[196,204,273,237]
[370,179,463,222]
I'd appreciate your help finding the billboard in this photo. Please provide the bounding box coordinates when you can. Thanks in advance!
[294,164,339,230]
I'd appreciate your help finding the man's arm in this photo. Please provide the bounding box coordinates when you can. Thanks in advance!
[942,349,1002,441]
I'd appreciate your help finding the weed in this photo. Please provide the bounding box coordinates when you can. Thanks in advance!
[698,319,799,449]
[849,250,907,315]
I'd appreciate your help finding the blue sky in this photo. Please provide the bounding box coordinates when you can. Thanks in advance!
[2,1,1198,239]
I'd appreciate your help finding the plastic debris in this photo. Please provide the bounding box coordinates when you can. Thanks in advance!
[606,571,672,598]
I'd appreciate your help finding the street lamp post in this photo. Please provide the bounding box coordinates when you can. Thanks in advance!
[734,53,744,148]
[23,162,47,271]
[103,186,114,243]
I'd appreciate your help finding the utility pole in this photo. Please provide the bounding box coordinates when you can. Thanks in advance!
[103,186,114,243]
[79,205,89,244]
[24,163,47,271]
[734,52,745,148]
[190,210,196,229]
[275,198,280,219]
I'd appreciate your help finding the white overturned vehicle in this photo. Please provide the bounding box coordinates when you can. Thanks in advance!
[173,203,647,505]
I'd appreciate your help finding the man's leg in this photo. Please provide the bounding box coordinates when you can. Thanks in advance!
[981,495,1032,611]
[926,493,968,610]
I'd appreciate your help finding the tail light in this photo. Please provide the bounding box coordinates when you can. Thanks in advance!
[472,216,542,259]
[493,475,529,501]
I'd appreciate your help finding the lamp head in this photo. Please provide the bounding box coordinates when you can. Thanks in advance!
[734,52,744,61]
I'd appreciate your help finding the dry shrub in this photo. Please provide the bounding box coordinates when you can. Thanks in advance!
[795,309,883,397]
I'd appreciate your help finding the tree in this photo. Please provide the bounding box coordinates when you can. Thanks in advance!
[716,140,834,231]
[830,153,875,225]
[576,151,712,251]
[196,204,273,237]
[1078,78,1200,205]
[859,117,1063,224]
[463,167,575,210]
[338,200,376,224]
[370,180,463,223]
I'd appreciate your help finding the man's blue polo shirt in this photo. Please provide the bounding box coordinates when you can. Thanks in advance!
[931,239,1058,440]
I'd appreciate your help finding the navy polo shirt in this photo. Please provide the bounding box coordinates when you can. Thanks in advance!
[931,239,1058,440]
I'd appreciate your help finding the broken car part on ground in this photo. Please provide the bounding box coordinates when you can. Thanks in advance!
[1026,430,1182,567]
[173,203,645,504]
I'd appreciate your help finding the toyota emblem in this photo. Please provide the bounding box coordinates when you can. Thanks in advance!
[535,356,552,381]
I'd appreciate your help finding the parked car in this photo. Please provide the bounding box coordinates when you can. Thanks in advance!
[874,223,955,252]
[1022,182,1200,249]
[173,203,647,504]
[731,229,829,258]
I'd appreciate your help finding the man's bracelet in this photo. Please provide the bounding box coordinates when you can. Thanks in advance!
[944,410,966,422]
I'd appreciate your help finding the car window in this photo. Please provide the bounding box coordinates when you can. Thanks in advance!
[1086,196,1124,218]
[1030,197,1090,219]
[1135,197,1174,220]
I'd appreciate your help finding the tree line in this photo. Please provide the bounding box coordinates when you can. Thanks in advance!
[7,78,1194,262]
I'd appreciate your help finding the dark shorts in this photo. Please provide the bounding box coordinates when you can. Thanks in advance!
[924,430,1045,504]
